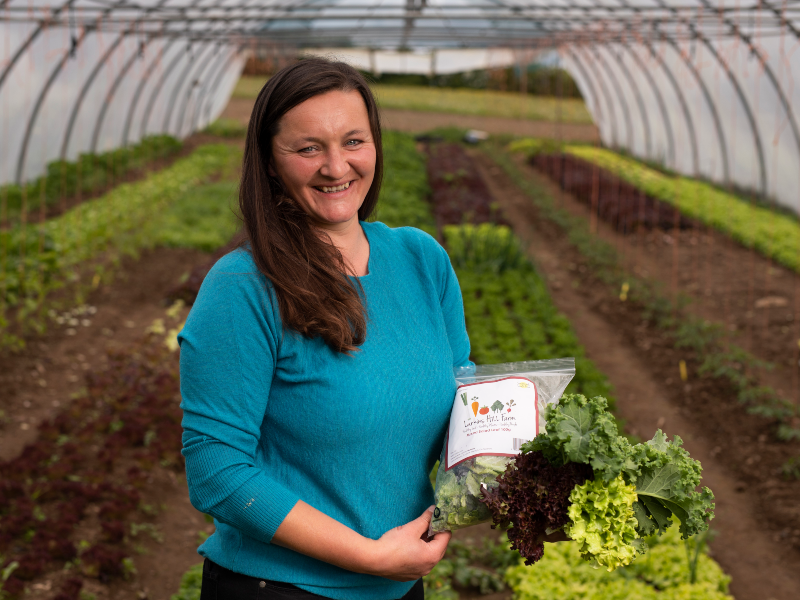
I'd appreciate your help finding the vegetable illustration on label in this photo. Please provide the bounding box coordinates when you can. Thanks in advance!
[471,400,480,417]
[491,400,504,413]
[461,392,468,406]
[479,406,489,415]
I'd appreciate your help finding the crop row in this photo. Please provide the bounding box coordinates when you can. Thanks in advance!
[0,336,184,600]
[0,135,182,226]
[0,144,241,349]
[558,144,800,273]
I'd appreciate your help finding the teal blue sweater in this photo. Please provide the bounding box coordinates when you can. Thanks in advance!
[179,221,472,600]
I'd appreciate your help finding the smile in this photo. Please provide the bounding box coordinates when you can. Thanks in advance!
[316,181,351,193]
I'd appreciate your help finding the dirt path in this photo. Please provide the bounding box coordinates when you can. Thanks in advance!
[470,150,800,600]
[220,97,600,142]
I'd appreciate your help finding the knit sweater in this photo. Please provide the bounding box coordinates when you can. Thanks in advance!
[179,221,473,600]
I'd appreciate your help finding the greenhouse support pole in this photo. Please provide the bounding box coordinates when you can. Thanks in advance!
[590,44,635,152]
[195,45,245,132]
[140,44,194,139]
[59,32,127,160]
[162,44,217,135]
[122,39,178,147]
[176,44,223,138]
[570,45,619,149]
[620,41,675,168]
[90,38,160,154]
[606,45,654,160]
[0,0,77,94]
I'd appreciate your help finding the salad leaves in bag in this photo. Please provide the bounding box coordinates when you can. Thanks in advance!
[430,359,576,535]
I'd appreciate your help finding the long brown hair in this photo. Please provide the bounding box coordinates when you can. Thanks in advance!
[239,57,383,354]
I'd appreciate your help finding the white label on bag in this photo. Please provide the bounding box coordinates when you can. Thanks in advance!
[445,377,538,470]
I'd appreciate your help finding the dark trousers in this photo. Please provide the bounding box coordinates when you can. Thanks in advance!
[200,558,424,600]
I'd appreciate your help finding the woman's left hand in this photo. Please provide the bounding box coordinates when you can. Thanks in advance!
[364,506,451,582]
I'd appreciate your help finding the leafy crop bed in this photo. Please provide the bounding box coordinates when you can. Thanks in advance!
[0,336,182,599]
[0,136,182,226]
[0,145,240,349]
[529,153,695,233]
[559,145,800,273]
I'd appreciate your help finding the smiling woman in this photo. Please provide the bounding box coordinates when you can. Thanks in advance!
[178,58,474,600]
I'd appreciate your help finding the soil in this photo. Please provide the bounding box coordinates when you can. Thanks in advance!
[0,246,214,600]
[527,152,800,408]
[220,97,600,142]
[470,148,800,600]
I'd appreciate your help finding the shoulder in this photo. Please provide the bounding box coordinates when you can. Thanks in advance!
[198,248,274,305]
[364,221,447,262]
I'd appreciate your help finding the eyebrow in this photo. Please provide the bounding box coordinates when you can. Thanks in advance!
[298,129,368,143]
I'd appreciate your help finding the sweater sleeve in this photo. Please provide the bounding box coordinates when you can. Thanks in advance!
[178,256,300,544]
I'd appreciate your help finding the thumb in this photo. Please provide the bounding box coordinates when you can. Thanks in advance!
[411,505,435,537]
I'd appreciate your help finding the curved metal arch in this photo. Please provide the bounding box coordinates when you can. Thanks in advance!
[560,46,606,141]
[694,34,767,195]
[641,40,700,176]
[571,45,620,149]
[196,45,245,132]
[619,42,675,167]
[140,42,193,139]
[698,0,800,192]
[15,27,89,184]
[0,0,76,94]
[59,32,126,160]
[162,43,217,134]
[90,38,156,154]
[176,43,223,138]
[659,33,729,181]
[121,38,179,147]
[605,44,653,160]
[60,0,175,159]
[590,44,635,152]
[13,0,132,183]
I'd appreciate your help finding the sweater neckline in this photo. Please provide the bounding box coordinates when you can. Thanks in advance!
[350,221,373,281]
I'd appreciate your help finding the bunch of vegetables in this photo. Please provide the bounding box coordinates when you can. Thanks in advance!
[480,394,715,571]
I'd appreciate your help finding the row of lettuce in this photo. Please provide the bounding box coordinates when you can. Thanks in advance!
[511,138,800,274]
[170,130,732,600]
[0,142,241,349]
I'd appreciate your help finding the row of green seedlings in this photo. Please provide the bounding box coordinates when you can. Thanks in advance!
[0,144,241,350]
[0,136,182,226]
[491,142,800,478]
[0,335,183,600]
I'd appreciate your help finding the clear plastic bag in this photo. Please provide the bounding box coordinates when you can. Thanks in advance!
[429,358,575,535]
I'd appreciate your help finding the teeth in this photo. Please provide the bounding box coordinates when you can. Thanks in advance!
[319,181,350,193]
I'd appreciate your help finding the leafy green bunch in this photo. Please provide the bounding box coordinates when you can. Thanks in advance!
[483,394,715,571]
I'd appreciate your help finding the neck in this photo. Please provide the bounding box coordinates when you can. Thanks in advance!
[315,218,369,277]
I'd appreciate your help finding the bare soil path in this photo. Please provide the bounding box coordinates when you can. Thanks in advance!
[470,149,800,600]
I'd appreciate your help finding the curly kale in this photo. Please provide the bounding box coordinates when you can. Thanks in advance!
[480,450,593,565]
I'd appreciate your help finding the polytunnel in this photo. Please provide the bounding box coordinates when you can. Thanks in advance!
[2,0,800,211]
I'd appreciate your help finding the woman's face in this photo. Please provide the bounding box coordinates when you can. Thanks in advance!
[271,89,376,230]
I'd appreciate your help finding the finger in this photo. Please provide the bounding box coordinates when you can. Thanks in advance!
[426,530,451,556]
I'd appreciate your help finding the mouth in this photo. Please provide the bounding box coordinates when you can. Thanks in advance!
[314,181,352,193]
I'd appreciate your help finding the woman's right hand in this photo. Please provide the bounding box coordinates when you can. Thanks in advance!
[365,506,451,581]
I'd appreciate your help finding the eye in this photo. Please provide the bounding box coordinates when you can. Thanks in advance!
[298,145,318,154]
[345,139,363,147]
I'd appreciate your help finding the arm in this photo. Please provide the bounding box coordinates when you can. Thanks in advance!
[272,502,450,581]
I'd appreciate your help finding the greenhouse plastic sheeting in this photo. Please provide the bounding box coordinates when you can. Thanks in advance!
[2,0,799,212]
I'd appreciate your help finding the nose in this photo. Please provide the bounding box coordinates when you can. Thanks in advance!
[320,147,349,180]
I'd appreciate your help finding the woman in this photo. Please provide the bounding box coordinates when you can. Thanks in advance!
[179,58,473,599]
